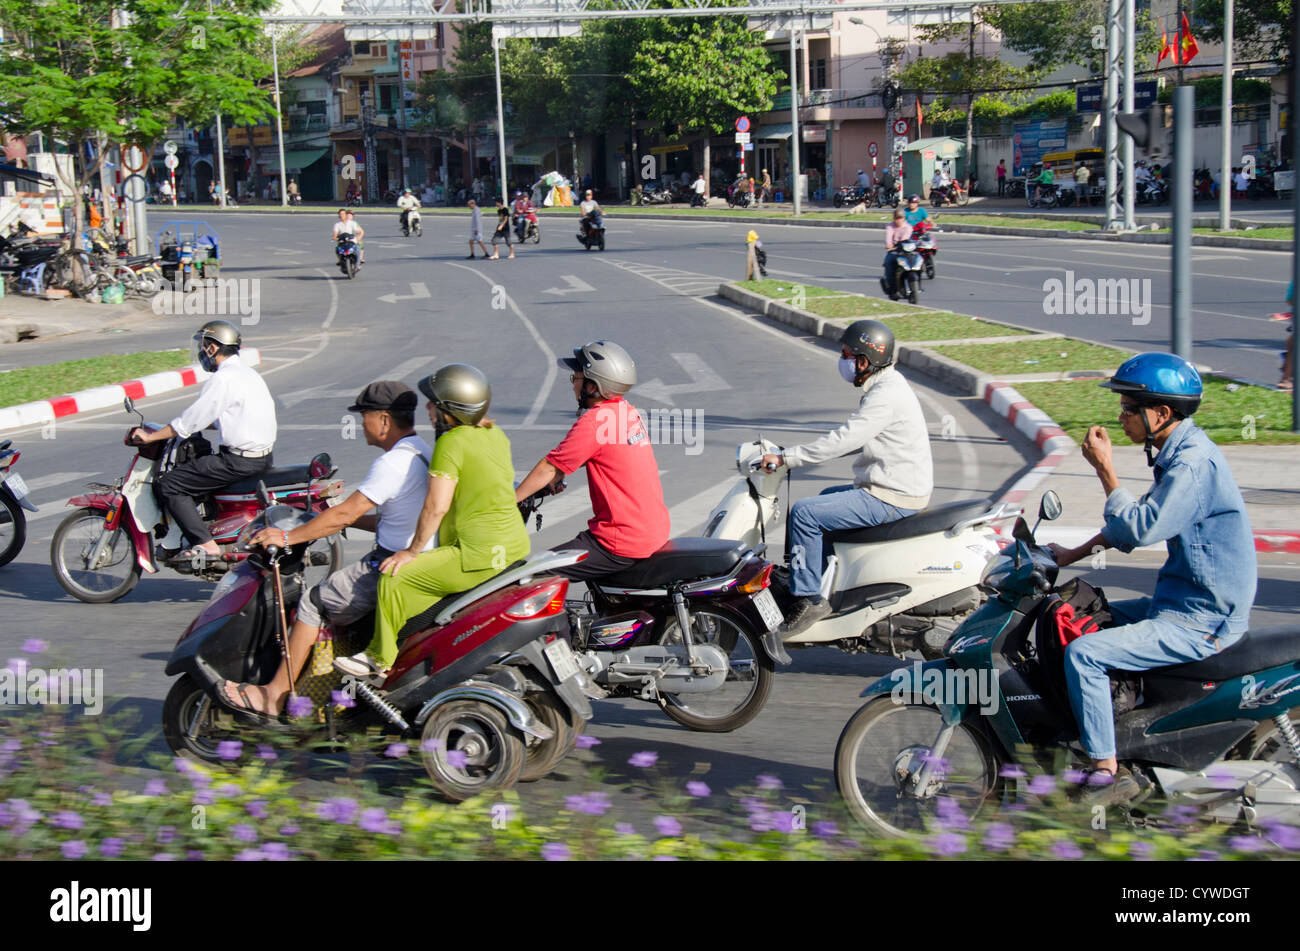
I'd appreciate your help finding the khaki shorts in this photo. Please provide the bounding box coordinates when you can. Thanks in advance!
[297,558,381,629]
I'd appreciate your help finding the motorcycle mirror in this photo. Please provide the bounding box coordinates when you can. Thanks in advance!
[123,396,135,415]
[1039,490,1063,522]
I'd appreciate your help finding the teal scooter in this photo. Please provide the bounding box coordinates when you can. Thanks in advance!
[835,492,1300,837]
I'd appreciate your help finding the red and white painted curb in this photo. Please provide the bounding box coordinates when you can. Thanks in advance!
[0,348,262,433]
[983,380,1300,555]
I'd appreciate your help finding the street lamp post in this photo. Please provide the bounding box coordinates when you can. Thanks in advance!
[570,129,577,188]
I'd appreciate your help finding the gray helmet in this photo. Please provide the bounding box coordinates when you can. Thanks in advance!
[418,364,491,426]
[195,319,241,350]
[841,320,895,369]
[559,340,636,399]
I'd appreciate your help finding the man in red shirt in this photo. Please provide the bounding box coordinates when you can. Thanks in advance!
[515,340,670,579]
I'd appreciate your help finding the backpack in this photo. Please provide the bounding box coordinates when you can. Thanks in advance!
[1035,579,1142,722]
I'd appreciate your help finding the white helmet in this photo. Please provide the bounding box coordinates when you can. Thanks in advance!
[559,340,636,399]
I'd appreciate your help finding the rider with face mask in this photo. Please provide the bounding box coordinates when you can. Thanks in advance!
[515,340,670,581]
[760,320,934,635]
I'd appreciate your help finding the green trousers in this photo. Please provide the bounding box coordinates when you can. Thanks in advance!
[372,547,501,667]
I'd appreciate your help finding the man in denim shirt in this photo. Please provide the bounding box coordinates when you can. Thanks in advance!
[1048,353,1256,805]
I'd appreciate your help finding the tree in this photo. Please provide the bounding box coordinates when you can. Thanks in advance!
[981,1,1159,76]
[1192,0,1290,65]
[0,0,277,243]
[412,69,471,189]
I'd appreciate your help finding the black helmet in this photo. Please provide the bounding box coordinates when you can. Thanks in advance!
[841,320,895,369]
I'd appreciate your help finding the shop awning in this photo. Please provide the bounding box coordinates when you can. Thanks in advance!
[257,148,330,173]
[649,143,689,155]
[0,163,54,186]
[755,124,794,140]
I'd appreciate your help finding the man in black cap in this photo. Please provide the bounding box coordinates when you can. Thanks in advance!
[215,381,433,718]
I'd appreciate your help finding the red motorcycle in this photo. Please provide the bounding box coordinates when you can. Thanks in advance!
[162,495,594,801]
[50,396,344,603]
[910,219,938,280]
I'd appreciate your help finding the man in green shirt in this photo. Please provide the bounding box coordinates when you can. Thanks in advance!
[1033,164,1055,204]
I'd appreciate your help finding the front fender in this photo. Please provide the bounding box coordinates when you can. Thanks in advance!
[861,659,967,726]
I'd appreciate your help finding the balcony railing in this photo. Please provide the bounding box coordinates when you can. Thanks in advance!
[769,88,882,111]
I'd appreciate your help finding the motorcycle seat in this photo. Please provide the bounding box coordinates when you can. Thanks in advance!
[824,498,993,546]
[596,537,750,589]
[222,465,312,495]
[1142,625,1300,683]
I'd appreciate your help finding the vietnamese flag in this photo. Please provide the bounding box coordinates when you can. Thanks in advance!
[1179,12,1199,64]
[1157,30,1172,65]
[915,95,923,132]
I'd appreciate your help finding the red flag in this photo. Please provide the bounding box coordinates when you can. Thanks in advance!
[1179,12,1199,64]
[1157,30,1172,65]
[915,95,923,132]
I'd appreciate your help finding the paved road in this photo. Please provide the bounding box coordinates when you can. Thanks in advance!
[0,210,1295,813]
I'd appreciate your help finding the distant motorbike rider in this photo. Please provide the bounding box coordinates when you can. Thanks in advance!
[333,208,365,266]
[691,172,708,207]
[1047,354,1256,805]
[396,187,420,231]
[903,194,929,229]
[1033,163,1056,203]
[515,340,670,582]
[130,321,276,562]
[880,208,913,298]
[760,320,934,637]
[578,189,603,237]
[511,190,536,240]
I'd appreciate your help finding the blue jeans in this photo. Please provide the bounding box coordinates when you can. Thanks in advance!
[788,485,915,597]
[1063,597,1242,760]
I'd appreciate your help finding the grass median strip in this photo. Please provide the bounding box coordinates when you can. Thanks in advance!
[930,338,1130,377]
[0,349,191,408]
[1016,378,1300,446]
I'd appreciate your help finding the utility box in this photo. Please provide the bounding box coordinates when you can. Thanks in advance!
[900,137,966,198]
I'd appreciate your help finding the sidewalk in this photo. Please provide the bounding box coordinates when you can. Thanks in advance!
[0,292,158,344]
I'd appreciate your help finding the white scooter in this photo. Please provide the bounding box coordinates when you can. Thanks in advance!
[400,204,422,237]
[702,438,1015,659]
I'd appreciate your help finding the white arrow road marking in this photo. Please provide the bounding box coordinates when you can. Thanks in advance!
[635,353,730,407]
[280,355,438,409]
[542,275,595,296]
[377,282,431,304]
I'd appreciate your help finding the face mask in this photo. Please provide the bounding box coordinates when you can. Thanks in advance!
[198,344,218,374]
[838,357,859,385]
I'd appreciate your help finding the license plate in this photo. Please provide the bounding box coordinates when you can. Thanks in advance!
[4,472,28,499]
[543,638,580,683]
[752,588,784,632]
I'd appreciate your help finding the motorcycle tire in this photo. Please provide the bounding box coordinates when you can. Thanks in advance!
[924,259,935,281]
[905,273,918,305]
[1058,190,1075,208]
[518,683,584,782]
[50,507,143,603]
[1042,193,1059,210]
[833,194,845,208]
[346,256,357,279]
[529,225,540,244]
[163,674,244,765]
[0,487,26,568]
[659,609,774,733]
[414,221,422,237]
[419,699,526,802]
[835,696,1003,837]
[597,232,605,252]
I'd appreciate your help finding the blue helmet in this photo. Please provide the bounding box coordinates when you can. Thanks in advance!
[1099,352,1202,418]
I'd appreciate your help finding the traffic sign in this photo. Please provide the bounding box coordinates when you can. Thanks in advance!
[892,138,907,154]
[735,116,751,133]
[892,118,909,136]
[163,154,179,170]
[163,140,178,156]
[735,131,751,144]
[868,142,878,158]
[122,147,148,174]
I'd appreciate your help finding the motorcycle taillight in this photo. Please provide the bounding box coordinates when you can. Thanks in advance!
[504,580,569,620]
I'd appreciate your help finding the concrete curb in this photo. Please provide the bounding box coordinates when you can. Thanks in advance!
[0,348,263,434]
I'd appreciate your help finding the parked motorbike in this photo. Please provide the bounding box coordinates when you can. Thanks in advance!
[835,492,1300,837]
[642,185,674,204]
[336,233,360,278]
[912,219,937,280]
[577,213,605,252]
[400,206,422,238]
[833,185,867,208]
[880,237,925,304]
[0,440,37,568]
[346,192,363,207]
[49,397,344,603]
[162,495,594,800]
[704,438,1009,661]
[287,193,302,206]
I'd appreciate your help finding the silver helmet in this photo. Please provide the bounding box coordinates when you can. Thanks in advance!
[418,364,491,426]
[560,340,636,399]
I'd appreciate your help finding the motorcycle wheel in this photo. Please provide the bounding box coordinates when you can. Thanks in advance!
[414,221,422,237]
[597,232,605,252]
[904,273,918,305]
[1042,193,1059,209]
[162,674,243,765]
[924,259,935,281]
[50,508,142,603]
[301,535,344,593]
[518,685,584,782]
[346,256,357,279]
[659,609,774,733]
[1231,715,1300,763]
[0,487,26,568]
[529,225,540,244]
[419,699,526,802]
[834,696,1003,837]
[833,194,845,208]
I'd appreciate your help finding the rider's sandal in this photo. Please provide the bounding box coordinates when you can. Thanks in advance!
[213,680,277,725]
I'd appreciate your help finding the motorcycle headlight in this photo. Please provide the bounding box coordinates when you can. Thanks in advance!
[979,552,1017,592]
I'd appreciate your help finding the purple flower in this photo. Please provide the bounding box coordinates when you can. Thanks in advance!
[50,811,84,830]
[813,821,839,839]
[1192,849,1221,861]
[1265,823,1300,851]
[1,739,21,752]
[1165,804,1199,827]
[419,738,442,753]
[541,842,571,861]
[279,824,300,837]
[1050,838,1083,860]
[234,848,264,861]
[629,751,658,768]
[61,840,87,859]
[935,796,970,831]
[20,638,46,654]
[931,832,968,857]
[999,764,1027,779]
[445,749,469,769]
[841,838,861,850]
[1128,840,1155,860]
[1229,835,1269,853]
[92,792,112,807]
[4,659,27,677]
[358,808,399,835]
[685,781,710,798]
[316,798,358,825]
[232,823,258,843]
[564,793,611,817]
[982,822,1015,852]
[263,842,291,861]
[652,814,683,837]
[384,743,408,759]
[156,826,176,845]
[574,735,601,749]
[215,783,240,800]
[257,745,278,762]
[100,837,124,858]
[144,779,167,797]
[174,758,210,788]
[615,823,637,836]
[1063,768,1086,785]
[192,789,215,807]
[756,774,783,790]
[652,855,679,861]
[153,853,175,861]
[246,800,268,819]
[769,811,799,834]
[216,740,242,762]
[287,696,313,719]
[748,810,774,833]
[186,850,205,862]
[330,690,355,709]
[1028,774,1057,796]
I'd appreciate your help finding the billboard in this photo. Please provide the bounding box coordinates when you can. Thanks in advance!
[1011,119,1068,176]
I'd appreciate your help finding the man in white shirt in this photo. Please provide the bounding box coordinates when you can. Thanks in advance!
[579,189,603,228]
[760,320,934,636]
[396,187,420,232]
[217,381,434,718]
[332,208,365,265]
[130,320,277,560]
[691,172,707,207]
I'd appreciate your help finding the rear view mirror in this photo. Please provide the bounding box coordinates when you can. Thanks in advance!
[123,396,136,415]
[309,452,333,480]
[1039,491,1063,522]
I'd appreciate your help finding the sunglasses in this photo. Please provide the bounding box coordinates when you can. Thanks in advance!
[1119,402,1144,417]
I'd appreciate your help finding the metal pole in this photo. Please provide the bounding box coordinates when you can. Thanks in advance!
[272,30,288,206]
[1104,0,1120,230]
[1171,85,1193,359]
[1219,0,1233,231]
[492,29,508,207]
[127,145,149,256]
[398,26,410,190]
[1122,0,1135,230]
[209,0,228,208]
[790,21,801,216]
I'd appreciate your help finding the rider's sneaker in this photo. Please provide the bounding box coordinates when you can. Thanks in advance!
[1074,767,1140,807]
[779,596,831,637]
[334,652,384,678]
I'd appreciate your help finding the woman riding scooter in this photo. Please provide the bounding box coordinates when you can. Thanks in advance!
[880,209,912,298]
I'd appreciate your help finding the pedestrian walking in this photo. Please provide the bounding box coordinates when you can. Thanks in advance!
[466,199,489,259]
[996,159,1007,197]
[490,200,515,259]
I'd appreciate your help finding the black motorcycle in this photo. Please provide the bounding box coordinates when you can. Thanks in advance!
[577,213,605,252]
[335,234,360,278]
[0,440,36,568]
